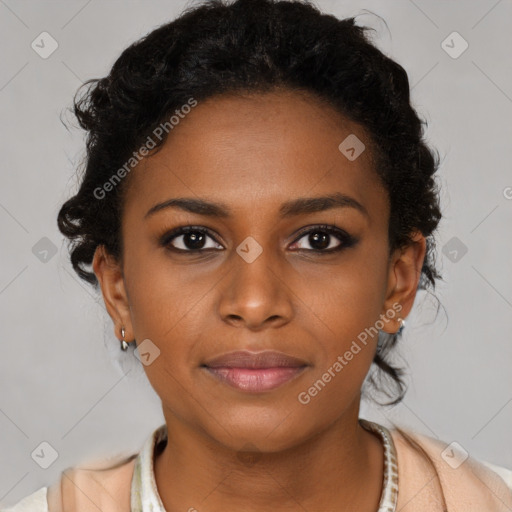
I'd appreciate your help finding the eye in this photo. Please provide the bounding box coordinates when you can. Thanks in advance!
[161,226,223,252]
[290,224,357,253]
[160,224,358,254]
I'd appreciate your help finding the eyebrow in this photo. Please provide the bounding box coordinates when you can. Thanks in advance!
[144,192,369,220]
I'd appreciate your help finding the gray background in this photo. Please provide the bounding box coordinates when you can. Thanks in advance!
[1,0,511,507]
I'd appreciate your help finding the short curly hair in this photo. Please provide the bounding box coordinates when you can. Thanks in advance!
[58,0,443,407]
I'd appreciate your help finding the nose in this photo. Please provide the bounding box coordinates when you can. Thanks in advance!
[217,246,294,330]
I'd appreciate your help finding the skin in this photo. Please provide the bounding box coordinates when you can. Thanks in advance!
[93,89,426,511]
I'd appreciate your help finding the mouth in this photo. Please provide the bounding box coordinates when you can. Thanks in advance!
[203,366,307,392]
[201,350,309,393]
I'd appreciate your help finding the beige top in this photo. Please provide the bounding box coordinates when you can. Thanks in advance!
[3,419,512,511]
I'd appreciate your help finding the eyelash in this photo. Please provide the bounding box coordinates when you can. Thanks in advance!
[159,224,358,255]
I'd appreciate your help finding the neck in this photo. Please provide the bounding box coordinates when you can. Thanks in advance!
[153,404,384,511]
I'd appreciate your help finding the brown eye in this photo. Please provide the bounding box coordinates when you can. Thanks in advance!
[290,225,358,253]
[161,227,223,252]
[160,224,358,255]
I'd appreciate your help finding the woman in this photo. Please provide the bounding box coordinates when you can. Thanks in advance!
[4,0,511,510]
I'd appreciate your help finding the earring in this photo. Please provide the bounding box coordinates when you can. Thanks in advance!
[120,327,129,351]
[396,317,406,336]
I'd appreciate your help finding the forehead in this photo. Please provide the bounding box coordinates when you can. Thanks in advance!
[123,90,388,223]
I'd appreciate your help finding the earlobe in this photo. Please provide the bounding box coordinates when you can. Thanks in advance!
[381,231,427,334]
[92,245,134,342]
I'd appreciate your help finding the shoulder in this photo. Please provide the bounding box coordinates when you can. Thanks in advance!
[46,453,137,512]
[1,452,138,512]
[396,428,512,488]
[388,426,512,511]
[480,459,512,489]
[0,486,48,512]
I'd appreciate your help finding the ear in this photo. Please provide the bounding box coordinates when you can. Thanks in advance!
[380,230,427,334]
[92,245,134,342]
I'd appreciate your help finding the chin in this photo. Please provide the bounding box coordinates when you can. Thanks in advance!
[206,413,316,454]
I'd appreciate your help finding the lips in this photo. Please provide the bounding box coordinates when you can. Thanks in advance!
[202,350,308,369]
[202,350,309,392]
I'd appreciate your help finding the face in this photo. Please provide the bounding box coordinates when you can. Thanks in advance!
[94,89,425,453]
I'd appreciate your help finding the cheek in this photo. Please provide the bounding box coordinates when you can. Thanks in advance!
[124,247,211,339]
[298,292,381,415]
[126,272,200,411]
[303,251,388,381]
[316,259,388,338]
